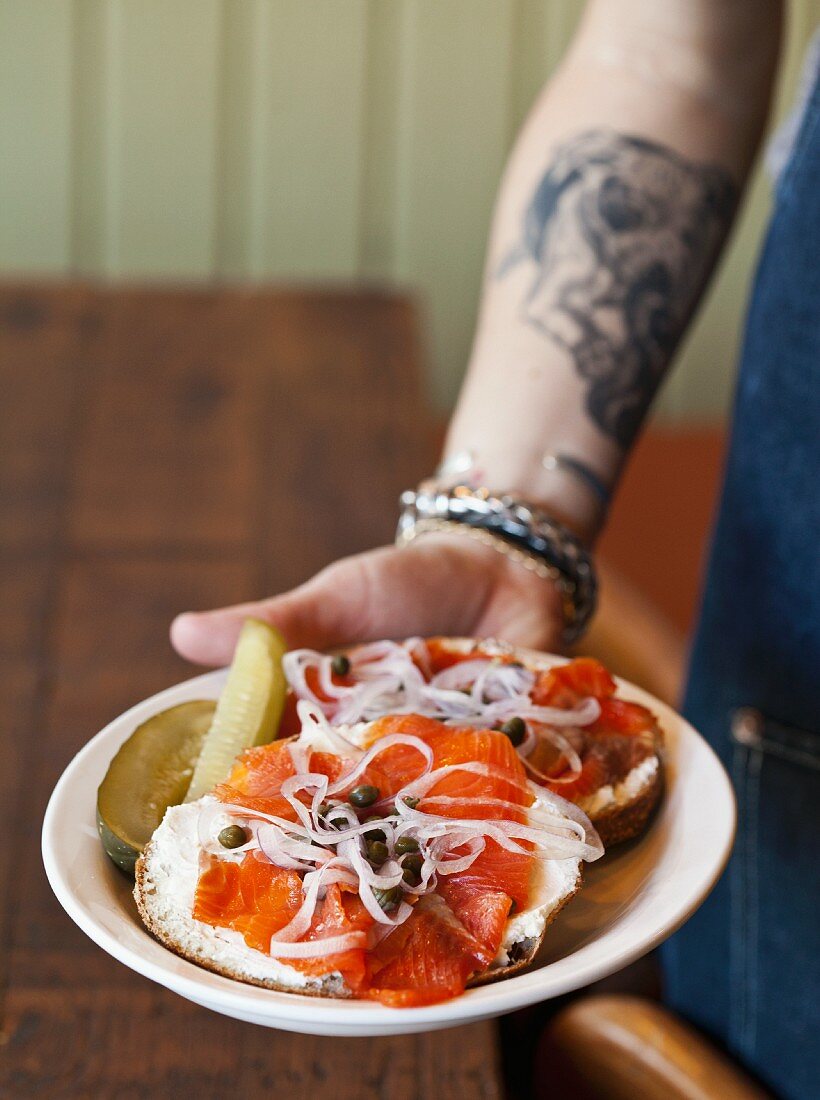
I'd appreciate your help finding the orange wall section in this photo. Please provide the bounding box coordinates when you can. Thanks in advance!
[598,427,727,635]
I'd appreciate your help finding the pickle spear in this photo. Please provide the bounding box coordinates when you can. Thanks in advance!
[97,699,216,876]
[184,619,287,802]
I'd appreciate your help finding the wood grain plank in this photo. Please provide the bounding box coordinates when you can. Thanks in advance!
[0,560,53,1003]
[1,284,501,1098]
[0,286,88,552]
[4,972,500,1100]
[3,559,253,972]
[67,289,255,550]
[232,290,436,594]
[0,286,90,1037]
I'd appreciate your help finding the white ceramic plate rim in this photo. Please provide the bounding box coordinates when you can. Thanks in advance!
[43,661,735,1033]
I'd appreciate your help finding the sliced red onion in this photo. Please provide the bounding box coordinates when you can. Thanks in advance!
[284,647,601,771]
[271,861,358,943]
[349,639,409,666]
[397,760,531,806]
[196,798,239,854]
[518,721,538,757]
[199,798,383,848]
[392,762,601,861]
[428,659,499,692]
[528,781,605,860]
[419,793,530,818]
[295,699,362,756]
[256,823,334,871]
[339,839,410,925]
[402,636,432,678]
[196,699,604,965]
[425,834,486,875]
[268,931,367,959]
[325,732,433,797]
[519,726,584,786]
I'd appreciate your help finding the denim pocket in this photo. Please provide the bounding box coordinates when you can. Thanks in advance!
[731,707,820,771]
[726,707,820,1071]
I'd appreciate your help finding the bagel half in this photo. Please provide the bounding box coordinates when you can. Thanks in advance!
[134,788,584,997]
[413,638,664,846]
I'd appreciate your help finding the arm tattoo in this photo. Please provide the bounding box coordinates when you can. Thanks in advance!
[497,130,737,447]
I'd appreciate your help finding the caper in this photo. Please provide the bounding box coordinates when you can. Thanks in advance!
[218,824,247,849]
[499,716,526,746]
[331,654,351,677]
[319,802,346,829]
[364,820,387,844]
[402,795,420,810]
[366,840,389,865]
[401,853,423,885]
[349,784,380,808]
[394,836,419,855]
[373,885,401,911]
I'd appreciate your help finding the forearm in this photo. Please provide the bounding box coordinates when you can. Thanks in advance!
[445,0,782,543]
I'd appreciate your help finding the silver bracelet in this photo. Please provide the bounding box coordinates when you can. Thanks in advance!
[396,485,598,644]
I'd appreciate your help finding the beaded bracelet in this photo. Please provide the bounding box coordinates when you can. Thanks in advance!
[396,485,598,644]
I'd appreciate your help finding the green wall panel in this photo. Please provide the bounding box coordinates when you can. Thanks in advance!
[392,0,516,405]
[249,0,368,279]
[0,0,818,418]
[0,1,73,271]
[105,0,222,278]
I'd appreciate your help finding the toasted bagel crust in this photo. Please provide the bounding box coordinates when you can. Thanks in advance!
[470,862,583,984]
[134,848,352,997]
[588,764,663,848]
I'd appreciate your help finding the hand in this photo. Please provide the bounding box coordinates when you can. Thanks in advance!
[170,533,565,666]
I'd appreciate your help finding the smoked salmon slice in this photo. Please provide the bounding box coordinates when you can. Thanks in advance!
[193,854,303,953]
[528,657,660,797]
[366,894,492,1008]
[213,740,348,817]
[192,715,538,1006]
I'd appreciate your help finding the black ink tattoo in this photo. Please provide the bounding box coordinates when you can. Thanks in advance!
[498,131,736,447]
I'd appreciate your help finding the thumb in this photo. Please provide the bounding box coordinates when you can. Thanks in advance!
[170,540,493,666]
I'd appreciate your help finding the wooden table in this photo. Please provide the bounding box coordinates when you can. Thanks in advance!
[0,285,503,1098]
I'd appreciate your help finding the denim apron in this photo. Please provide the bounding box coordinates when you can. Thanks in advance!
[662,73,820,1100]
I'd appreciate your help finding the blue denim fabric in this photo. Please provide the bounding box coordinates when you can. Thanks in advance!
[662,76,820,1099]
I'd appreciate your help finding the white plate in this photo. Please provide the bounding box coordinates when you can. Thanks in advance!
[42,664,735,1036]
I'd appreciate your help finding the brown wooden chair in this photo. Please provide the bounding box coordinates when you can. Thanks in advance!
[537,995,770,1099]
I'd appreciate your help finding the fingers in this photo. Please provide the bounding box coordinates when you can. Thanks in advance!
[171,601,269,666]
[170,539,497,666]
